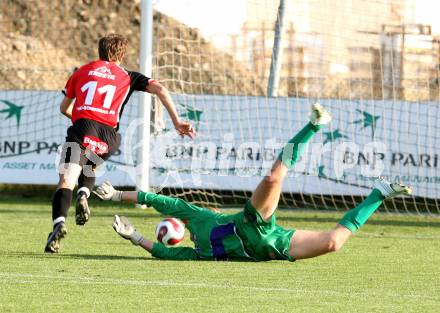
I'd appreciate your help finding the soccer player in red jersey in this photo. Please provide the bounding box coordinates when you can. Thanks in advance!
[44,34,195,253]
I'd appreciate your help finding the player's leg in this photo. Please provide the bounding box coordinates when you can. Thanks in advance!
[45,142,83,253]
[75,128,120,226]
[251,103,331,221]
[75,163,95,226]
[289,178,411,260]
[75,154,103,226]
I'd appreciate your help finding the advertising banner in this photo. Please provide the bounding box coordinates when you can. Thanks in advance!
[0,91,438,198]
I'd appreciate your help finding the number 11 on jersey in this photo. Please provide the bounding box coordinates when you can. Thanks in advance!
[81,81,116,109]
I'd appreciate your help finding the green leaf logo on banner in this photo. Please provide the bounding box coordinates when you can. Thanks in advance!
[0,99,24,128]
[351,109,380,139]
[323,129,349,145]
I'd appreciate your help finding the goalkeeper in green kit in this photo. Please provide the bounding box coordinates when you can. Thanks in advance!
[94,104,412,261]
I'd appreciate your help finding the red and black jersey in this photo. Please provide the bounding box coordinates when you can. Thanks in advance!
[63,60,152,129]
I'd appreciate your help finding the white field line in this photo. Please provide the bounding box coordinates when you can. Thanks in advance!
[0,272,439,302]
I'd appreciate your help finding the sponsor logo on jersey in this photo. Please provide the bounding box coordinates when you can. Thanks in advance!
[88,66,116,80]
[95,66,112,74]
[76,105,116,115]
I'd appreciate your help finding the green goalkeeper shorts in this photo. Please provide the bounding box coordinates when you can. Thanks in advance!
[234,201,295,262]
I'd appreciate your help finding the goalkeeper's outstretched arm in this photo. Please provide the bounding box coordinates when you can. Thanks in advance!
[94,181,208,220]
[138,237,199,260]
[93,181,138,202]
[112,215,198,260]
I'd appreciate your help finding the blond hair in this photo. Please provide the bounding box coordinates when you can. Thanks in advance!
[98,34,128,62]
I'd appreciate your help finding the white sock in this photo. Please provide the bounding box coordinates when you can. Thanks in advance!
[77,187,90,198]
[53,216,65,225]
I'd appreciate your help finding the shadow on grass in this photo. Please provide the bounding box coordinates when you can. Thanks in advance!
[2,251,243,263]
[3,251,152,261]
[276,215,440,228]
[62,253,152,261]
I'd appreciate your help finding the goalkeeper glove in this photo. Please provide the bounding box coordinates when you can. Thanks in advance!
[112,215,144,245]
[93,181,123,201]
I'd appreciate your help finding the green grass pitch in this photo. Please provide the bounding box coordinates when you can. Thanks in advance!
[1,196,440,313]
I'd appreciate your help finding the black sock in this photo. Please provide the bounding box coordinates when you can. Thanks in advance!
[52,188,73,222]
[77,172,95,198]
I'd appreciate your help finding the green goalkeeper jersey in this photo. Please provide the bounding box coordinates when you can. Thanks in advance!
[138,192,295,262]
[151,212,253,261]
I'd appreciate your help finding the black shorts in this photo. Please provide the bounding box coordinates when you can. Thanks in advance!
[62,118,121,166]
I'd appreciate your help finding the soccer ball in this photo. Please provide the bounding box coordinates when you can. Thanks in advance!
[155,218,185,246]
